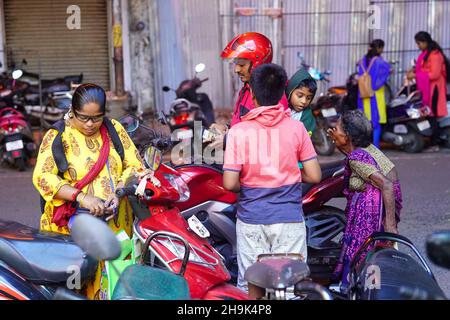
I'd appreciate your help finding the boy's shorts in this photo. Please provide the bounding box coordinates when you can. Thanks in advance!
[236,219,307,293]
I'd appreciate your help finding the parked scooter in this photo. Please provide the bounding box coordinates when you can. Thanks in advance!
[0,215,191,300]
[119,114,346,287]
[437,94,450,148]
[115,144,249,300]
[174,160,345,286]
[161,63,215,129]
[0,107,35,171]
[427,230,450,271]
[11,59,82,128]
[244,253,333,300]
[344,232,446,300]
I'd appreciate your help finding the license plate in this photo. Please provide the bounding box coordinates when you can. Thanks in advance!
[176,129,193,140]
[321,108,338,118]
[5,139,24,152]
[417,120,431,131]
[188,215,210,239]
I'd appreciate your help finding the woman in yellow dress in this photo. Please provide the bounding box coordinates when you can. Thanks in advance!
[32,83,144,300]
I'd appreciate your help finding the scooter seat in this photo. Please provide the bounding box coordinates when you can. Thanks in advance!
[112,264,190,300]
[354,248,446,300]
[244,254,310,290]
[0,220,97,285]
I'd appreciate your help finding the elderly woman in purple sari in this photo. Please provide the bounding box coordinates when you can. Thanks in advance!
[357,39,392,148]
[327,110,402,291]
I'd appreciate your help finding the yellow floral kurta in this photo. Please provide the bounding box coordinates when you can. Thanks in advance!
[32,118,144,299]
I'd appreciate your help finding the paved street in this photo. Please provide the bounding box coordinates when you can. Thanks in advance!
[1,148,450,297]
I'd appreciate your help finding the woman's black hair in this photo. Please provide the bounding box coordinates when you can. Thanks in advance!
[341,110,373,148]
[72,83,107,113]
[366,39,385,66]
[415,31,450,82]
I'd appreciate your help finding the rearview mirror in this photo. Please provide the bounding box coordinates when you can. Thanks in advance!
[426,231,450,269]
[195,63,206,74]
[71,214,122,261]
[144,145,162,171]
[12,69,23,80]
[118,115,139,135]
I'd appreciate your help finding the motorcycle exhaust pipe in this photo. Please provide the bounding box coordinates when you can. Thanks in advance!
[382,132,406,146]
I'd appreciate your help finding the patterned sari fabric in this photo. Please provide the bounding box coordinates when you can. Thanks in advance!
[32,119,144,299]
[333,145,402,288]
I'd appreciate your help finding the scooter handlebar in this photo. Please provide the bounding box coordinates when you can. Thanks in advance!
[116,186,137,198]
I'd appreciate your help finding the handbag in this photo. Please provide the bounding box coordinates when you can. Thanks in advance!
[52,125,110,227]
[358,57,377,99]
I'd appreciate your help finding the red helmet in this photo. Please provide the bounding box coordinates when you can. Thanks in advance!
[221,32,273,68]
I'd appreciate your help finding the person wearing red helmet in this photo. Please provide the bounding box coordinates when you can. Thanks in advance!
[208,33,289,149]
[221,32,289,127]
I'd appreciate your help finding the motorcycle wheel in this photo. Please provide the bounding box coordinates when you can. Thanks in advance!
[312,127,335,156]
[15,157,26,171]
[440,127,450,149]
[402,131,425,153]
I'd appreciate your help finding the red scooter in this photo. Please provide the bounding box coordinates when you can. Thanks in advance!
[172,161,345,285]
[120,115,346,285]
[116,146,249,300]
[0,107,35,171]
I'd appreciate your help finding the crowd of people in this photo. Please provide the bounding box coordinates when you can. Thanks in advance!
[32,30,448,299]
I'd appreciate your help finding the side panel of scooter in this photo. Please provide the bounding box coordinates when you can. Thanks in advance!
[0,265,49,300]
[202,283,248,300]
[175,166,237,212]
[138,208,231,299]
[302,175,345,213]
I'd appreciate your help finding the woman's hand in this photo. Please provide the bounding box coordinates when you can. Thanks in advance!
[79,194,106,217]
[104,193,119,214]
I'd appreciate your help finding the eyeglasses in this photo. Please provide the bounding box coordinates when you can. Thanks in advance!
[73,109,104,123]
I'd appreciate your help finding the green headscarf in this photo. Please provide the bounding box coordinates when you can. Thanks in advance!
[285,67,317,101]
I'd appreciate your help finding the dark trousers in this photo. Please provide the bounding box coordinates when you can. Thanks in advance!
[429,87,440,145]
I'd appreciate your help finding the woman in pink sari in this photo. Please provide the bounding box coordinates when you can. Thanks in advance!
[407,31,450,151]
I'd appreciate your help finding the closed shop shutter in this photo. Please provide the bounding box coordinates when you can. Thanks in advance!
[4,0,110,90]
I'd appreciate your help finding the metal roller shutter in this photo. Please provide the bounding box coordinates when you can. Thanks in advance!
[4,0,110,90]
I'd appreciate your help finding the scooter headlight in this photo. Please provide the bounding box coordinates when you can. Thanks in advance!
[163,174,190,202]
[406,108,421,119]
[157,238,208,265]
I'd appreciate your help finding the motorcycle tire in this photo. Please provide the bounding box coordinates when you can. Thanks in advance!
[312,127,335,156]
[440,127,450,149]
[402,131,425,153]
[15,157,26,172]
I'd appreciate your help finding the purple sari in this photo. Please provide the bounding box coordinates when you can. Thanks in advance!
[333,148,402,288]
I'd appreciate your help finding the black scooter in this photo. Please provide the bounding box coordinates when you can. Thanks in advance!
[341,232,446,300]
[161,63,215,128]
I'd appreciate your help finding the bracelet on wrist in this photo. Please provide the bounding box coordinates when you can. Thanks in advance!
[72,189,83,202]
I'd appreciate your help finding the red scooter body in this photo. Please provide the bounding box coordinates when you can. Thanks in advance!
[173,162,344,213]
[133,164,248,300]
[0,107,33,171]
